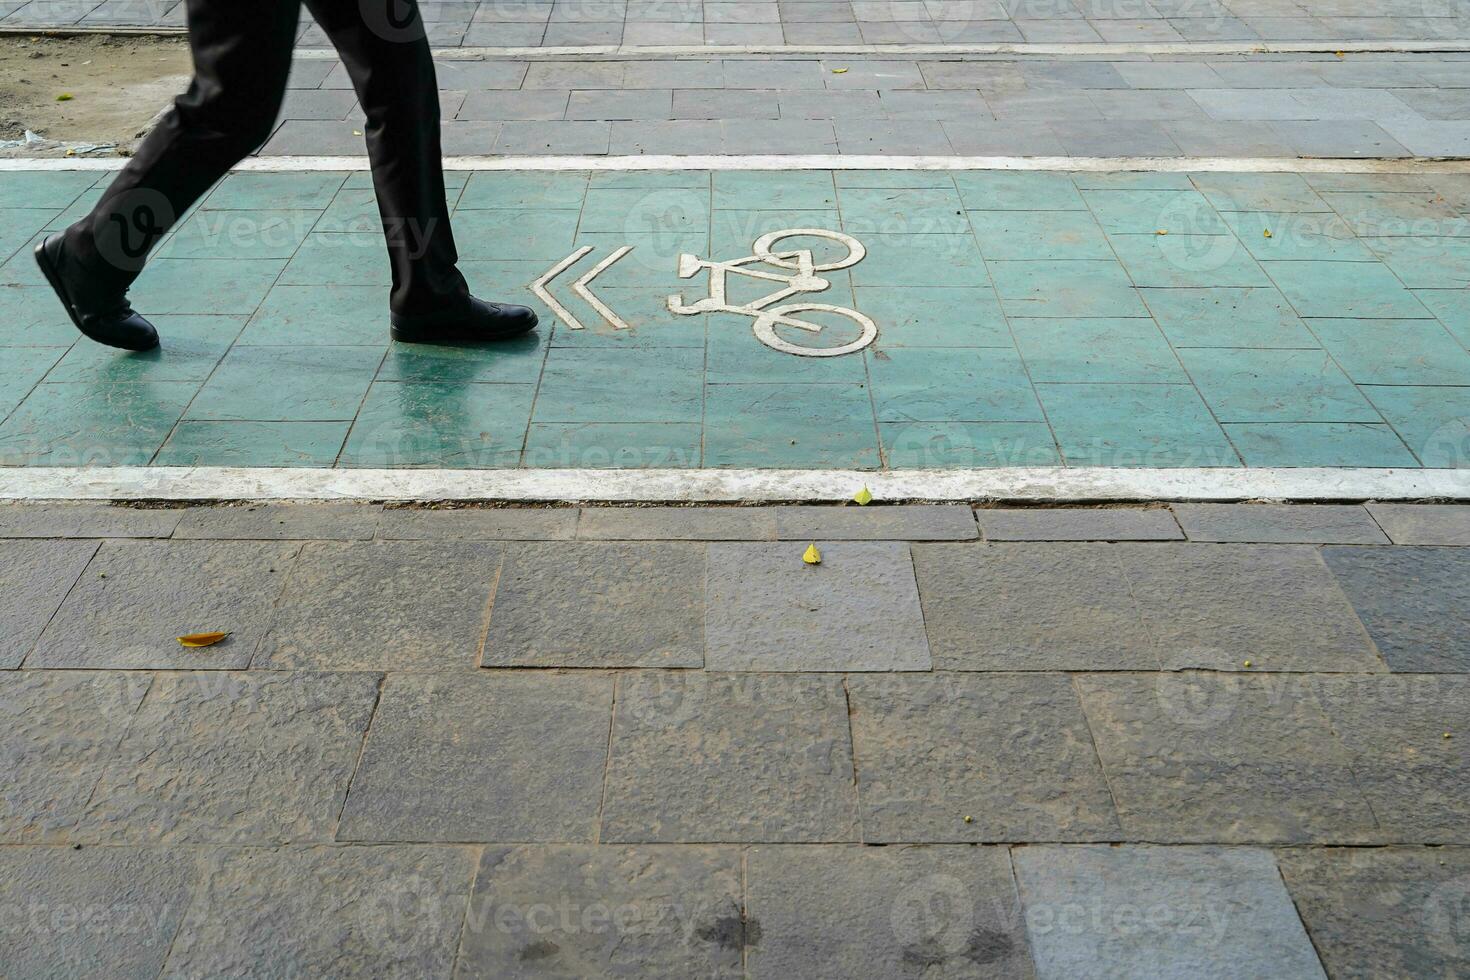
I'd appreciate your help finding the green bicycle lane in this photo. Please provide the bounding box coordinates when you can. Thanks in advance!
[3,166,1470,470]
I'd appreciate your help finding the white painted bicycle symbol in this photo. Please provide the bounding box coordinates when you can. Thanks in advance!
[666,228,878,358]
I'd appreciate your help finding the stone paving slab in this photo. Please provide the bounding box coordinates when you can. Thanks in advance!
[1366,501,1470,544]
[1171,501,1390,543]
[0,539,97,668]
[1321,545,1470,672]
[976,505,1182,540]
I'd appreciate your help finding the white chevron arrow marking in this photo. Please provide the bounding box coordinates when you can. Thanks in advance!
[571,245,634,332]
[531,246,593,331]
[531,245,634,331]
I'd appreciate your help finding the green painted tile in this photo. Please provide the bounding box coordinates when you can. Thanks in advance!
[1074,172,1194,191]
[184,345,384,421]
[345,170,470,191]
[880,420,1061,467]
[43,188,107,232]
[990,259,1147,317]
[1011,317,1186,383]
[839,187,969,237]
[832,171,956,190]
[524,422,702,468]
[849,234,988,288]
[548,287,707,348]
[1140,286,1319,348]
[0,381,197,466]
[313,188,382,235]
[0,347,63,417]
[1037,382,1240,467]
[1265,260,1432,319]
[534,347,703,423]
[0,172,97,209]
[156,209,319,260]
[574,232,709,287]
[868,346,1042,422]
[458,171,590,210]
[1364,385,1470,467]
[580,186,710,235]
[278,233,391,286]
[0,210,58,264]
[709,211,843,262]
[340,381,535,467]
[588,171,711,190]
[378,333,546,383]
[1412,289,1470,347]
[0,285,83,346]
[1108,233,1269,288]
[131,258,287,314]
[456,209,585,262]
[239,284,390,345]
[703,382,880,468]
[1178,347,1380,423]
[1082,189,1228,235]
[1360,237,1470,289]
[969,210,1113,261]
[1219,212,1375,262]
[854,286,1011,347]
[0,232,47,286]
[952,172,1086,212]
[1189,173,1330,213]
[706,313,870,384]
[1224,422,1418,467]
[45,315,244,383]
[714,171,837,211]
[155,420,351,467]
[1306,318,1470,385]
[201,172,347,211]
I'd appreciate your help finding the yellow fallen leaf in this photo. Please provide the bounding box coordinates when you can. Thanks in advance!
[1334,50,1345,58]
[1243,659,1252,668]
[353,129,363,136]
[802,543,822,565]
[831,67,848,74]
[1263,229,1272,238]
[1155,229,1168,235]
[853,485,873,506]
[56,93,73,102]
[178,631,230,648]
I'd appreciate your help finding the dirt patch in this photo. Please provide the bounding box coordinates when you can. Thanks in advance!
[0,33,191,154]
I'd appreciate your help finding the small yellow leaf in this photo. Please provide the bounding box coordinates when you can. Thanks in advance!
[1243,659,1252,668]
[853,485,873,506]
[802,543,822,565]
[1263,229,1272,238]
[1334,50,1345,58]
[1155,229,1168,235]
[178,631,230,648]
[831,67,848,74]
[352,129,363,136]
[56,93,73,102]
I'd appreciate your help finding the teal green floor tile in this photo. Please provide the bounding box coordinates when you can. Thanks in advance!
[714,171,836,211]
[45,188,104,231]
[524,422,702,468]
[1223,422,1419,467]
[839,187,969,237]
[457,259,561,323]
[1,209,58,264]
[868,346,1042,423]
[156,209,319,260]
[575,232,710,287]
[201,172,347,211]
[131,258,287,314]
[1074,173,1194,191]
[1219,212,1375,261]
[849,234,988,288]
[952,172,1086,212]
[45,315,244,383]
[451,208,583,262]
[0,233,48,286]
[313,188,382,235]
[458,171,590,210]
[1265,260,1432,319]
[1082,189,1228,235]
[854,286,1011,347]
[1,285,84,346]
[703,382,880,468]
[155,420,351,467]
[1360,237,1470,289]
[990,259,1147,317]
[378,334,546,384]
[968,210,1113,261]
[1140,286,1320,348]
[1180,347,1381,423]
[1189,173,1330,214]
[706,313,869,383]
[534,347,703,423]
[1108,233,1269,288]
[1364,385,1470,467]
[832,171,956,190]
[710,212,844,262]
[344,170,469,191]
[0,381,197,466]
[880,421,1062,467]
[278,233,391,286]
[581,186,709,236]
[1306,318,1470,385]
[0,348,64,417]
[0,172,96,209]
[1037,382,1240,467]
[588,171,711,190]
[184,345,384,421]
[1412,289,1470,347]
[1011,317,1186,383]
[239,284,390,345]
[548,288,707,348]
[340,382,535,467]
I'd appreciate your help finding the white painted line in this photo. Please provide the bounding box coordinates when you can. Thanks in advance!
[1,466,1466,503]
[6,155,1470,173]
[571,244,634,331]
[530,245,593,331]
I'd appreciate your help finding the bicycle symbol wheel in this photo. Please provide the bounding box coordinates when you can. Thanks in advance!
[751,228,867,273]
[752,303,878,357]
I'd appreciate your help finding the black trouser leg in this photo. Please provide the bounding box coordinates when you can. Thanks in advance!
[63,0,300,297]
[306,0,469,315]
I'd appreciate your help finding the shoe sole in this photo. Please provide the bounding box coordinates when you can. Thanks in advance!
[389,317,539,345]
[33,237,159,352]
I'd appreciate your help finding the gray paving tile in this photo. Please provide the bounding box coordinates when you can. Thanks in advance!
[1173,503,1389,544]
[255,541,501,670]
[31,540,298,670]
[705,541,930,671]
[260,120,368,155]
[524,62,626,90]
[777,89,885,118]
[495,120,611,154]
[567,89,675,120]
[1163,119,1296,155]
[1,539,97,668]
[1268,120,1412,158]
[577,506,781,540]
[725,118,840,152]
[1278,846,1470,978]
[674,88,780,119]
[164,846,475,977]
[339,673,612,843]
[610,120,725,153]
[943,121,1068,155]
[458,89,570,121]
[173,502,382,539]
[485,542,705,668]
[977,507,1182,541]
[848,673,1121,842]
[772,505,978,540]
[376,506,578,540]
[457,845,744,977]
[276,88,359,121]
[0,846,197,978]
[0,671,150,842]
[746,844,1035,979]
[0,503,183,540]
[1322,546,1470,672]
[602,672,858,842]
[1013,846,1327,979]
[1365,503,1470,545]
[1079,671,1382,845]
[834,119,953,154]
[77,671,378,844]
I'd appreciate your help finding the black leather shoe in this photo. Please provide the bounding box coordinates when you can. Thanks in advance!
[34,236,159,352]
[390,295,538,344]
